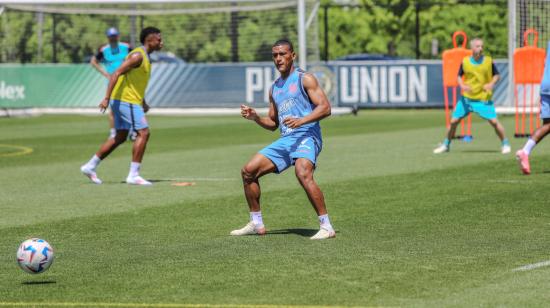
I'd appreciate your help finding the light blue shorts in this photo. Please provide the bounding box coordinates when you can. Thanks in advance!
[541,94,550,119]
[452,97,497,120]
[259,134,322,174]
[110,100,149,131]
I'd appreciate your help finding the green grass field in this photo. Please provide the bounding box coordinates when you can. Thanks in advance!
[1,110,550,308]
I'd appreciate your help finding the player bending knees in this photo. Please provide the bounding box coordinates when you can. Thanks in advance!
[231,39,335,240]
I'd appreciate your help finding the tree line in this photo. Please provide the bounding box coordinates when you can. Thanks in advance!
[0,0,510,63]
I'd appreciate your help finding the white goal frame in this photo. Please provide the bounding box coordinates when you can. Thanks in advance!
[0,0,317,69]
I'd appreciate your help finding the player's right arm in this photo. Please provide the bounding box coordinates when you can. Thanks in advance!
[90,49,110,79]
[240,92,278,131]
[98,52,143,112]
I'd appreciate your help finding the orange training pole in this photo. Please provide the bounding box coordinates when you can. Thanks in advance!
[514,28,546,137]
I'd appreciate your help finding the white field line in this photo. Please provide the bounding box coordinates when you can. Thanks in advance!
[512,260,550,272]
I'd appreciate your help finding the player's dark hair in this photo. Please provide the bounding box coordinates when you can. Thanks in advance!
[272,39,294,52]
[140,27,161,44]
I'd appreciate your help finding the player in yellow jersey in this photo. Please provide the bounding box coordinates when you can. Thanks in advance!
[80,27,163,185]
[434,38,510,154]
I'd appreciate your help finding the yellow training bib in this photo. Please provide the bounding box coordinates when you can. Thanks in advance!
[111,47,151,105]
[461,55,494,101]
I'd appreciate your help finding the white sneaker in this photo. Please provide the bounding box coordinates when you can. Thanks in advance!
[129,130,137,142]
[80,165,102,184]
[126,175,152,186]
[501,144,511,154]
[230,221,266,236]
[433,144,449,154]
[310,227,336,240]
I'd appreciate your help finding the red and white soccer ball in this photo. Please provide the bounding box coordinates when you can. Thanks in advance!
[16,238,54,274]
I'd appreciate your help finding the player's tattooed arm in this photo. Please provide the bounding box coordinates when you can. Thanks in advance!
[90,54,110,79]
[283,73,331,129]
[99,52,143,112]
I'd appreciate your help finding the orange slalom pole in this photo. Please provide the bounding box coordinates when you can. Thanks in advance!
[530,84,535,135]
[454,87,465,137]
[467,114,472,136]
[444,86,450,129]
[522,85,527,135]
[514,84,520,136]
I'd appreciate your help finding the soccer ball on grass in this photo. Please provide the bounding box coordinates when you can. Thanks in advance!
[16,238,54,274]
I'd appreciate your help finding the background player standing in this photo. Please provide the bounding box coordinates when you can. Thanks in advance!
[90,27,132,140]
[434,38,511,154]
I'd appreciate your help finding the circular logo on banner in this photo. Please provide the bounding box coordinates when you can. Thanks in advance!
[308,65,336,100]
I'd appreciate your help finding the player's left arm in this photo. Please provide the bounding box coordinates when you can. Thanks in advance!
[483,62,500,92]
[283,73,331,129]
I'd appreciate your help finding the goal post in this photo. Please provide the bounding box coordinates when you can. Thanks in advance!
[508,0,550,107]
[0,0,320,67]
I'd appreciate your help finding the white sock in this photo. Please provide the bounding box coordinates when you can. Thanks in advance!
[318,214,334,231]
[85,155,101,170]
[109,128,116,139]
[523,139,536,155]
[129,162,141,177]
[250,211,264,227]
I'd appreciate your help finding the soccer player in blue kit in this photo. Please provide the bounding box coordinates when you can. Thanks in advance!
[231,39,335,240]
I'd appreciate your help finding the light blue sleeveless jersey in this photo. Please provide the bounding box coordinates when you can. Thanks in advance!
[271,68,322,142]
[98,42,131,74]
[540,41,550,95]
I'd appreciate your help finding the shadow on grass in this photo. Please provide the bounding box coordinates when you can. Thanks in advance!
[461,150,500,153]
[21,280,56,285]
[267,228,318,237]
[147,179,173,183]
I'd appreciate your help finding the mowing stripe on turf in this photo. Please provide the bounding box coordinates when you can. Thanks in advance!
[512,260,550,272]
[0,144,33,157]
[0,303,383,308]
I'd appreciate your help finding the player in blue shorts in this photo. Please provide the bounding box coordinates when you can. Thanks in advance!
[434,38,510,154]
[230,39,335,240]
[90,27,132,140]
[516,41,550,175]
[81,27,163,186]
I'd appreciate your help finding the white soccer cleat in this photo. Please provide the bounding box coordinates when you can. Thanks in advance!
[230,221,266,236]
[129,130,138,142]
[433,144,449,154]
[501,144,511,154]
[80,165,102,184]
[126,175,152,186]
[310,227,336,240]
